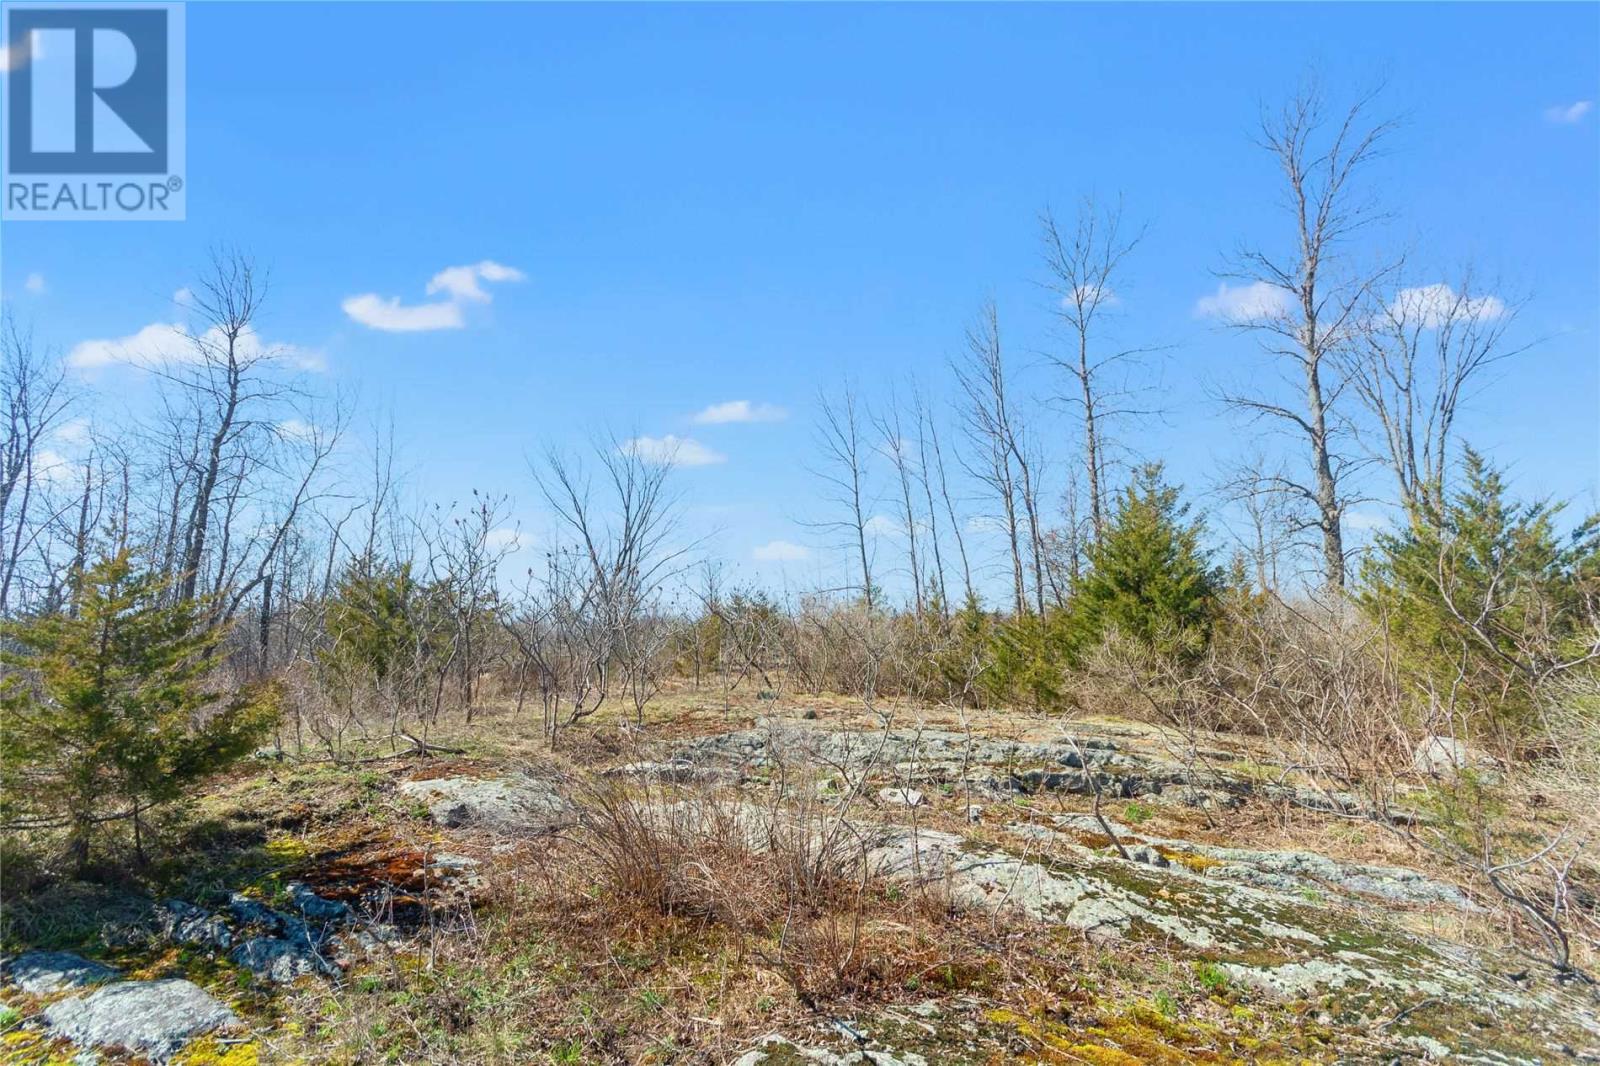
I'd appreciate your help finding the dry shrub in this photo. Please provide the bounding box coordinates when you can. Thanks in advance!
[1208,596,1408,771]
[567,756,951,1008]
[570,775,776,925]
[1073,595,1413,800]
[1544,661,1600,808]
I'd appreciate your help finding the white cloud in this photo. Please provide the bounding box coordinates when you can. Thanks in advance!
[341,294,464,332]
[1062,283,1118,309]
[1545,100,1593,125]
[752,539,809,561]
[275,419,318,443]
[282,345,328,372]
[485,527,524,551]
[864,514,904,538]
[691,400,788,425]
[68,321,187,368]
[68,321,324,372]
[426,260,527,303]
[1193,281,1293,323]
[32,448,78,486]
[621,434,726,467]
[1390,283,1506,328]
[346,260,523,332]
[23,273,46,295]
[173,287,193,307]
[53,417,92,447]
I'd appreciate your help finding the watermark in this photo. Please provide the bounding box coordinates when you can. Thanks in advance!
[2,2,185,220]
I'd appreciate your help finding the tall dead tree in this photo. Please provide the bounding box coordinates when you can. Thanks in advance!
[1220,84,1397,590]
[1041,196,1147,541]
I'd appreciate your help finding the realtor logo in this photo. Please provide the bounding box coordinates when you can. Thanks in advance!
[3,2,185,220]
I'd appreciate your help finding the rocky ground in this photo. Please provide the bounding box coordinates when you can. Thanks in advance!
[2,697,1597,1064]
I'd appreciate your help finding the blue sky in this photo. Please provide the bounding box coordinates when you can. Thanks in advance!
[3,2,1597,597]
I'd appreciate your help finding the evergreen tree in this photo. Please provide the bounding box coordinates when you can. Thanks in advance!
[982,608,1069,711]
[1360,448,1600,738]
[0,552,278,873]
[322,561,440,684]
[1062,464,1222,663]
[936,591,994,707]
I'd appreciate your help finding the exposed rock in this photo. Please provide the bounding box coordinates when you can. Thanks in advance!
[1124,844,1170,868]
[42,978,238,1062]
[1413,735,1499,779]
[158,900,233,949]
[426,852,480,873]
[1,951,120,994]
[1215,958,1447,1000]
[1063,897,1134,943]
[669,722,1129,781]
[674,721,1440,828]
[231,935,336,983]
[1406,1034,1455,1060]
[603,760,740,786]
[1151,785,1243,811]
[397,771,570,833]
[287,880,353,923]
[1049,813,1479,911]
[877,787,925,807]
[731,1034,929,1066]
[227,892,287,933]
[733,1033,798,1066]
[863,823,1503,1006]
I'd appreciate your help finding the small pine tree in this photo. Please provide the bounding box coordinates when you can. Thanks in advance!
[1062,464,1221,663]
[0,552,278,874]
[982,609,1070,711]
[322,560,441,683]
[1360,448,1600,740]
[936,591,993,707]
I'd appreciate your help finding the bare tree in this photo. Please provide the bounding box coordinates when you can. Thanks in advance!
[143,250,338,623]
[1220,83,1398,589]
[526,438,689,740]
[921,395,973,608]
[417,492,515,723]
[910,387,950,615]
[170,252,270,601]
[0,320,72,616]
[873,392,925,618]
[1217,447,1310,595]
[1040,196,1149,540]
[955,301,1044,614]
[1348,269,1523,515]
[810,386,876,608]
